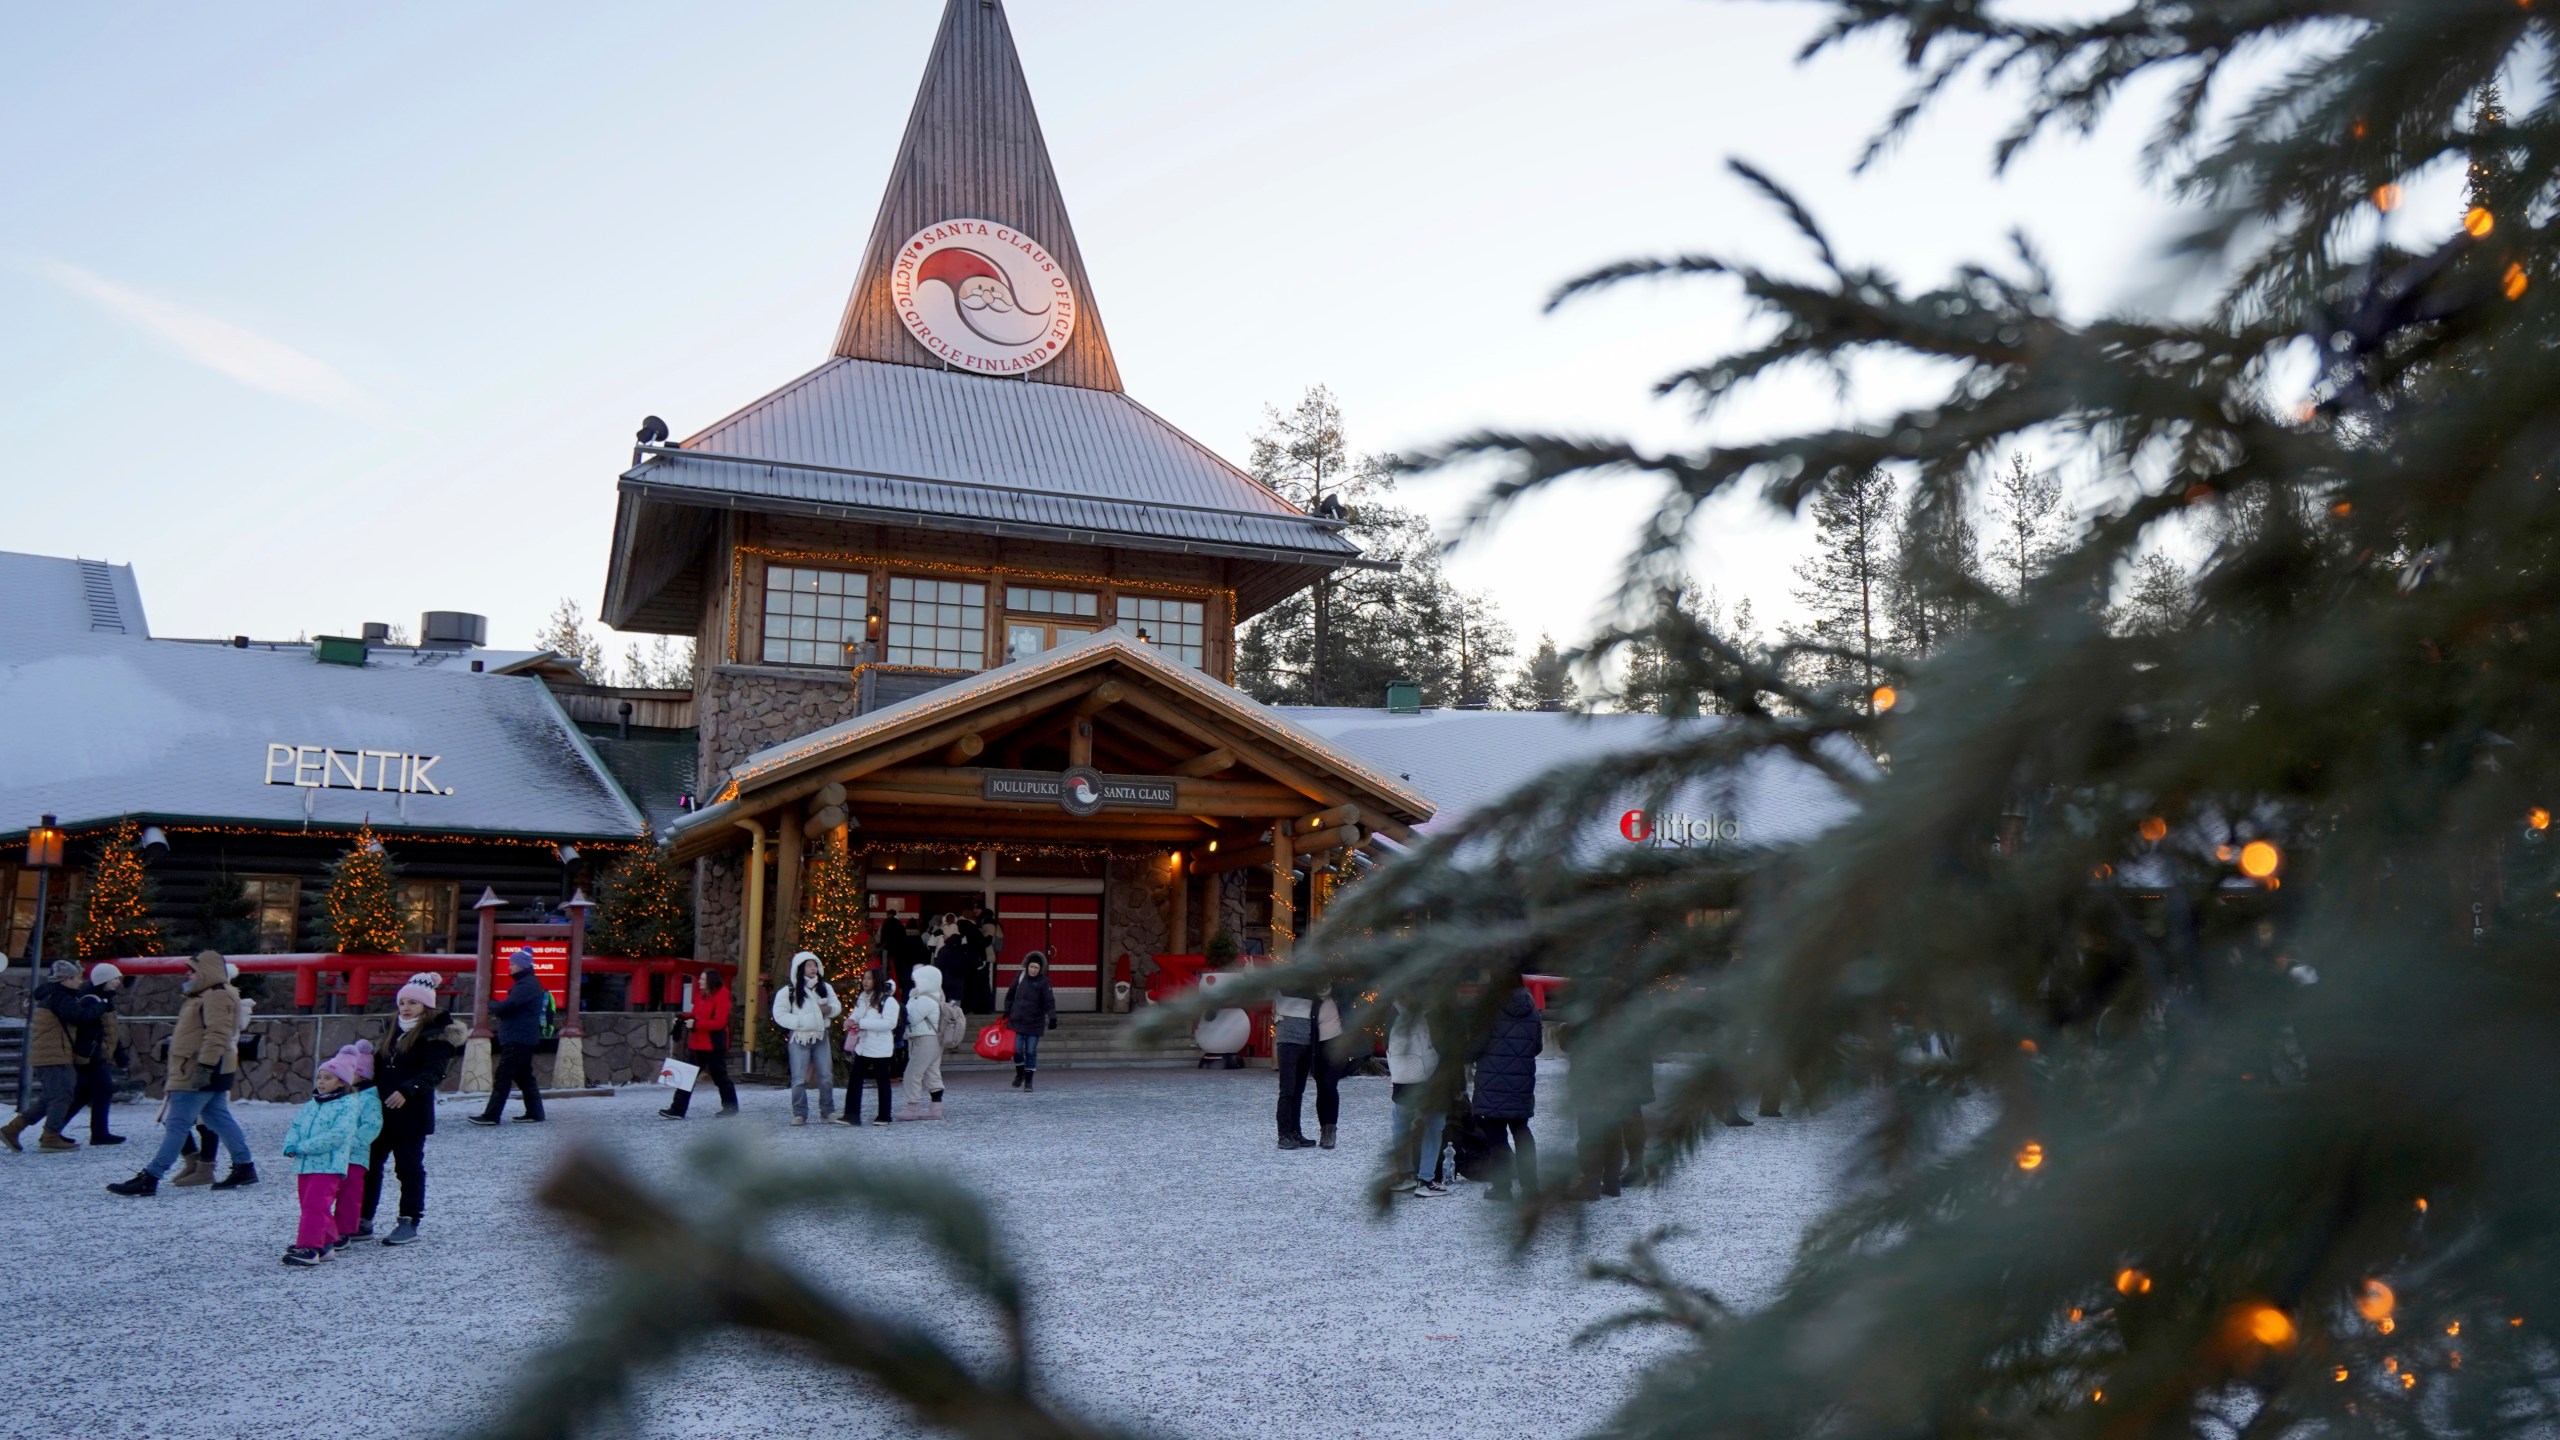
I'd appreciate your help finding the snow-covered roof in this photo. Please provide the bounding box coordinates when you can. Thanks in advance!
[1,549,149,640]
[0,620,646,843]
[1275,707,1862,860]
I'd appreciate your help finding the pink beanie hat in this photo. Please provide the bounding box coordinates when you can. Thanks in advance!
[396,973,442,1008]
[319,1040,375,1086]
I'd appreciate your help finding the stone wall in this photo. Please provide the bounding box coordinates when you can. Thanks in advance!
[700,663,865,786]
[1104,851,1176,1001]
[93,1011,683,1104]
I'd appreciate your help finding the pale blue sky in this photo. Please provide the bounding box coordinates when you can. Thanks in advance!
[3,2,2444,667]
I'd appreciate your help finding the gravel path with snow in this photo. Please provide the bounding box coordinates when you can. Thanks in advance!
[1,1063,1862,1439]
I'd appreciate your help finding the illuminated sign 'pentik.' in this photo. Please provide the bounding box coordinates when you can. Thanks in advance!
[263,744,451,796]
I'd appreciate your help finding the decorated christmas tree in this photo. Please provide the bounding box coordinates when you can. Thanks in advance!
[587,836,694,958]
[796,843,869,1000]
[323,828,403,954]
[72,819,165,959]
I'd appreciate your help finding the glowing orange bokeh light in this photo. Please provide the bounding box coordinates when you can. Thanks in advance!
[2358,1280,2396,1323]
[2139,816,2169,842]
[2466,207,2497,237]
[2239,840,2282,878]
[2016,1141,2045,1171]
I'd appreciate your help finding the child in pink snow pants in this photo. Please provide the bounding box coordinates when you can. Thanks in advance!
[279,1042,383,1266]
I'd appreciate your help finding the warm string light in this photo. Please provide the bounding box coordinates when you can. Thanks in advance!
[589,831,695,957]
[73,818,165,959]
[325,826,406,955]
[153,822,645,853]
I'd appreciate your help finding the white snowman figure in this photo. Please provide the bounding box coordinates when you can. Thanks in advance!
[1192,969,1252,1059]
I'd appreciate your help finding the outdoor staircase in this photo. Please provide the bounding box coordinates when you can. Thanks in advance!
[946,1010,1203,1071]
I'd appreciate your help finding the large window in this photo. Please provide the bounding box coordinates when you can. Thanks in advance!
[398,880,458,954]
[1117,596,1207,668]
[886,576,986,670]
[762,565,869,668]
[3,867,51,962]
[1005,586,1098,620]
[243,875,300,953]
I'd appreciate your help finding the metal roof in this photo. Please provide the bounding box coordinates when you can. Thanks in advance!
[1279,707,1864,862]
[621,358,1365,565]
[0,620,648,843]
[2,550,149,640]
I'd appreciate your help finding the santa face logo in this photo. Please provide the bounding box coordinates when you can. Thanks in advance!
[1059,765,1108,818]
[891,218,1078,375]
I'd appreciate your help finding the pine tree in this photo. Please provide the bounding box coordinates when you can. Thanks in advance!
[1985,452,2064,603]
[589,839,695,957]
[1789,466,1897,704]
[535,598,609,681]
[1889,483,1984,659]
[1505,632,1579,712]
[191,870,260,954]
[71,819,164,959]
[2111,552,2192,637]
[1236,386,1514,708]
[324,828,404,954]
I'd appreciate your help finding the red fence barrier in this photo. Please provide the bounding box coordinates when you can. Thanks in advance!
[90,954,724,1010]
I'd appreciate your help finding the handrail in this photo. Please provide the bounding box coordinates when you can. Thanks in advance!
[79,953,728,1009]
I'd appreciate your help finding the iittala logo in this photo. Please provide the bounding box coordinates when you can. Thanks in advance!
[1619,809,1741,846]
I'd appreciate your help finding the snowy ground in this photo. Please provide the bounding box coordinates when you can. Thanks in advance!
[0,1063,1864,1440]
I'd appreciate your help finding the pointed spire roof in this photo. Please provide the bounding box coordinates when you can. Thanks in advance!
[831,0,1122,391]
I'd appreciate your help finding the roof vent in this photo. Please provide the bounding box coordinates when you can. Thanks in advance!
[361,621,392,644]
[313,635,369,667]
[1386,681,1421,715]
[421,611,487,649]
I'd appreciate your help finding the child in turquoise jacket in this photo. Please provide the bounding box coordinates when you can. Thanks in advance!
[280,1042,382,1266]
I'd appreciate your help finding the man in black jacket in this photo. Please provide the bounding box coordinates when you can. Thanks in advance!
[469,950,548,1126]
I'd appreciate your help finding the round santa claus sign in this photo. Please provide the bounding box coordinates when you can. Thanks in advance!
[890,218,1079,375]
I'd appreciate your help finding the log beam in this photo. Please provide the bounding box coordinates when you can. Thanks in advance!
[1170,747,1236,779]
[942,733,985,766]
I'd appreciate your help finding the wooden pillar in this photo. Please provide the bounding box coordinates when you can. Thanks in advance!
[460,888,502,1092]
[555,891,592,1089]
[737,818,768,1059]
[1169,851,1189,955]
[980,848,998,914]
[1069,716,1094,769]
[1269,824,1294,961]
[774,816,805,968]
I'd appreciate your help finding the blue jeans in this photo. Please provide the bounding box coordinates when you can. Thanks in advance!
[147,1086,252,1177]
[1392,1083,1445,1183]
[787,1039,834,1119]
[1015,1030,1041,1072]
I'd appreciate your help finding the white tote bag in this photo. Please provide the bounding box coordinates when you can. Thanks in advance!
[653,1056,701,1091]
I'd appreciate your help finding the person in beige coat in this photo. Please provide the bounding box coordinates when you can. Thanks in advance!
[896,962,948,1121]
[108,952,259,1197]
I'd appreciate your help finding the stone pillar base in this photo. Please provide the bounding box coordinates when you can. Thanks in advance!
[551,1035,587,1090]
[459,1036,494,1093]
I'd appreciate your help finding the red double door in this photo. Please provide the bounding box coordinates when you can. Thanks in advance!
[863,891,1099,1008]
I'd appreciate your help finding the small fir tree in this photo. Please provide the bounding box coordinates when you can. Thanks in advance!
[1506,632,1581,711]
[323,828,404,954]
[796,845,870,998]
[72,819,165,959]
[191,870,260,954]
[1789,465,1897,703]
[588,838,695,957]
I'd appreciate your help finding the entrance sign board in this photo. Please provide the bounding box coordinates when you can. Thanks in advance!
[890,219,1078,375]
[982,767,1180,815]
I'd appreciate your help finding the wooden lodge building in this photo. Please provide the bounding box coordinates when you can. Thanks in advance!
[616,0,1435,1020]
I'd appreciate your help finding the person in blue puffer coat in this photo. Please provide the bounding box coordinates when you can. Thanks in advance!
[1470,985,1543,1201]
[278,1043,384,1266]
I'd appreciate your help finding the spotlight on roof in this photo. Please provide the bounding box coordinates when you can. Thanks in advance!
[137,826,169,859]
[556,843,580,865]
[636,415,671,446]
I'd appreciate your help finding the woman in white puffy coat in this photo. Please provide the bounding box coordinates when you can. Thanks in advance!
[896,963,948,1122]
[842,971,902,1126]
[771,952,842,1126]
[1387,1005,1449,1197]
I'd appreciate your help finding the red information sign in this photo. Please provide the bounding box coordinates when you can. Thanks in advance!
[498,938,572,1007]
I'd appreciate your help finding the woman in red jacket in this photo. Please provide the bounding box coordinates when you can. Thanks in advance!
[659,970,741,1119]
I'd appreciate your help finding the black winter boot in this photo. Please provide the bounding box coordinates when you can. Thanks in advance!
[210,1161,260,1190]
[1022,1070,1035,1092]
[1011,1065,1025,1089]
[1319,1125,1337,1150]
[107,1171,158,1197]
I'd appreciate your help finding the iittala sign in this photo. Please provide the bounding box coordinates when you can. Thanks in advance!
[890,218,1078,375]
[1620,809,1741,847]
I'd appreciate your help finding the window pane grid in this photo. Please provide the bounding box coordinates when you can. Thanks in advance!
[761,565,869,668]
[1117,596,1207,668]
[1005,586,1098,618]
[886,576,986,670]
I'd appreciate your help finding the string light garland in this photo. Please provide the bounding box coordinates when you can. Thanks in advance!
[325,826,406,954]
[589,829,695,957]
[797,840,873,998]
[72,818,165,959]
[146,822,646,854]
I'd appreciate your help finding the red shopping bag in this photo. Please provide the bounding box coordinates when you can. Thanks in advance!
[974,1024,1016,1062]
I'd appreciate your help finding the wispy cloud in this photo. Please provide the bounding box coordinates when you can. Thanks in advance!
[33,258,384,419]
